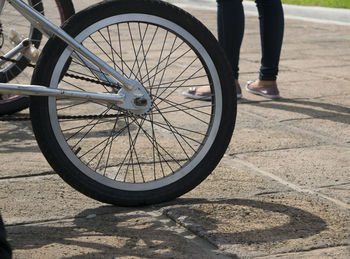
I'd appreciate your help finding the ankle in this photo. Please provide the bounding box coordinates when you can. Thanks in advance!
[257,79,277,87]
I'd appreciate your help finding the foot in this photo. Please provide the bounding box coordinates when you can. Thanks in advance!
[245,80,280,99]
[182,79,242,100]
[181,86,212,101]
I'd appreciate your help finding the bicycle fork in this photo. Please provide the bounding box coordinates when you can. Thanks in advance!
[0,0,152,115]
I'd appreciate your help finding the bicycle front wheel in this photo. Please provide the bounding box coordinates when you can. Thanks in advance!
[30,0,236,206]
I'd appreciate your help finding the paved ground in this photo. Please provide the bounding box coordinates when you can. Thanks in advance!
[1,1,350,258]
[169,0,350,25]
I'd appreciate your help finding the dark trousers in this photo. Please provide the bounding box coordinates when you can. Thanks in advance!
[217,0,284,80]
[0,214,12,259]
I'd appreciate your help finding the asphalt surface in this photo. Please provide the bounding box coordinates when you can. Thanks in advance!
[1,1,349,258]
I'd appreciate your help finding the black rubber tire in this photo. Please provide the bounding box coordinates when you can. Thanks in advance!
[30,0,237,206]
[0,214,12,259]
[0,0,75,116]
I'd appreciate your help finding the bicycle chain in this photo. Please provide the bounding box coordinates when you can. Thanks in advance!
[0,56,122,121]
[0,113,124,121]
[0,56,119,88]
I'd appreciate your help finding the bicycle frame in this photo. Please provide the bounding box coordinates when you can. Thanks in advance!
[0,0,150,111]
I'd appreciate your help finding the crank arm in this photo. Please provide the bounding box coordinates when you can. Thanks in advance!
[0,38,30,66]
[0,83,125,104]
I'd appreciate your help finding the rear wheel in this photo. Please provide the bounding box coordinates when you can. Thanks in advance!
[30,0,236,206]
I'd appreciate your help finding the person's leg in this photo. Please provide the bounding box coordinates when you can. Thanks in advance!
[218,0,245,98]
[0,214,12,259]
[182,0,245,100]
[217,0,244,81]
[246,0,284,99]
[257,0,284,81]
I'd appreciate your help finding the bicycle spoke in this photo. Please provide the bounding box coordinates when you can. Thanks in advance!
[77,115,138,161]
[65,107,111,145]
[153,64,205,105]
[94,117,119,172]
[153,104,196,156]
[132,117,180,174]
[91,26,140,80]
[141,116,207,140]
[156,96,213,116]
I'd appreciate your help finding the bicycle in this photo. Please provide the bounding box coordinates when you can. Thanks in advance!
[0,0,237,206]
[0,0,74,115]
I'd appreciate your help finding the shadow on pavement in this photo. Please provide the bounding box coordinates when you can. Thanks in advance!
[0,121,38,153]
[163,198,327,244]
[7,198,327,258]
[242,98,350,124]
[0,118,131,154]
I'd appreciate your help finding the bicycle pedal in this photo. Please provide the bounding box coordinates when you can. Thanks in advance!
[8,29,39,63]
[8,29,22,45]
[23,45,39,62]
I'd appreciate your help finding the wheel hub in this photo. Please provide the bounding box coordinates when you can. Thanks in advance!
[111,80,152,115]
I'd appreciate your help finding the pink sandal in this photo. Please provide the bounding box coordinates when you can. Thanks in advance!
[246,81,280,99]
[182,83,242,101]
[181,87,212,101]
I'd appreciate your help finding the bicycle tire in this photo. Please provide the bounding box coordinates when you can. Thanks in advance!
[0,0,75,116]
[30,0,237,206]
